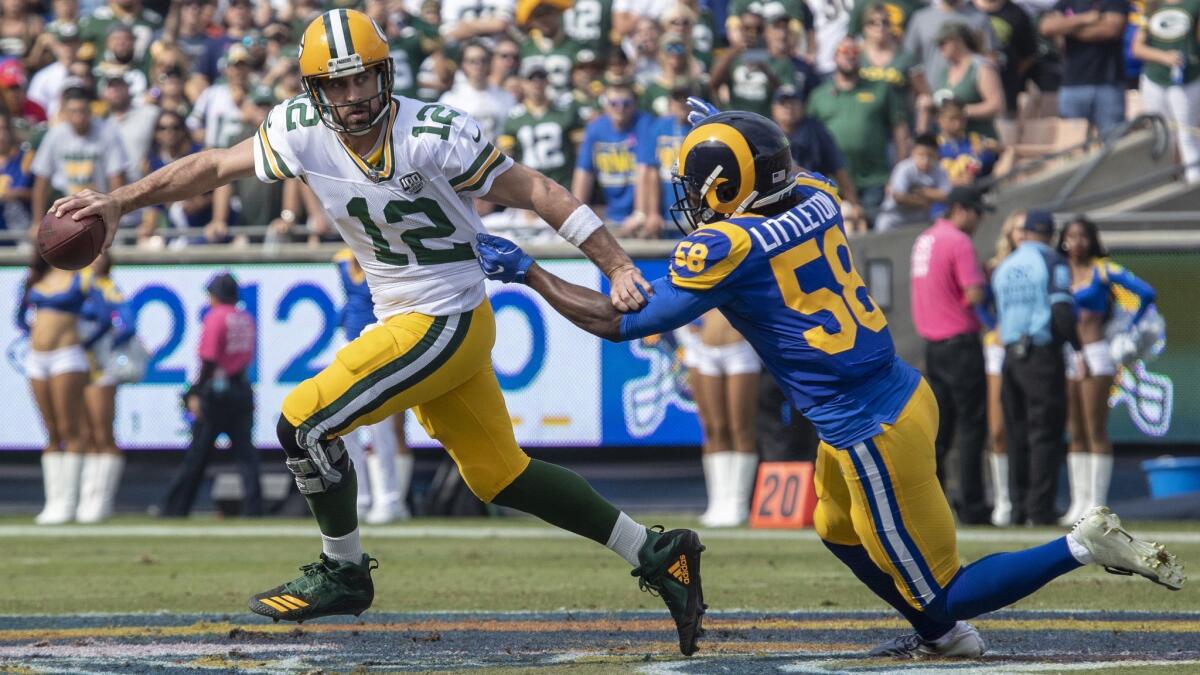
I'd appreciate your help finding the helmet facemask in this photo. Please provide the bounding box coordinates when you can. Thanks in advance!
[303,59,393,135]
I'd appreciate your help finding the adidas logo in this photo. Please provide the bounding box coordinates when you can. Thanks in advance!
[668,555,690,585]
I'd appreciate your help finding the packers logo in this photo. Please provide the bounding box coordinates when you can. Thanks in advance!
[1149,9,1192,41]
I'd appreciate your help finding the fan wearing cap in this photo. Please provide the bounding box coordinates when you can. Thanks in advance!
[518,0,583,96]
[161,272,261,519]
[498,63,583,188]
[569,48,606,121]
[992,209,1081,525]
[770,84,863,229]
[188,45,256,150]
[0,58,45,128]
[726,0,815,58]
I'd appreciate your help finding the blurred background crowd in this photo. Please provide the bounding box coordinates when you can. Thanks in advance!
[0,0,1194,249]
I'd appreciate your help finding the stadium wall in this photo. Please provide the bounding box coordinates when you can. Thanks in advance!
[1,248,1193,451]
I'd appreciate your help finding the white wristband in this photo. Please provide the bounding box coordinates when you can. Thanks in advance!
[558,205,604,247]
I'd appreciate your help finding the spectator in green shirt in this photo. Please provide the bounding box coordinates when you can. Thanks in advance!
[807,38,911,229]
[710,5,796,116]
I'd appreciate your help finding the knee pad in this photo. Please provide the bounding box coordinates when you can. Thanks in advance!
[276,415,353,495]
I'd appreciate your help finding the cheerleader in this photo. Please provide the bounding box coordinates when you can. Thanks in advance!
[1057,216,1157,525]
[688,311,760,528]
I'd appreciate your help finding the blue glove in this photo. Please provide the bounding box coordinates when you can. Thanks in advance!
[686,96,720,127]
[475,233,534,284]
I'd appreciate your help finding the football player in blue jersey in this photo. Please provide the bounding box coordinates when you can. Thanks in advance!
[476,110,1185,658]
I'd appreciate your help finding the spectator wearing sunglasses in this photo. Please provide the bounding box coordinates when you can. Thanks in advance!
[138,110,208,245]
[710,3,797,117]
[572,79,655,231]
[661,1,718,71]
[490,37,523,89]
[858,2,917,97]
[640,34,708,116]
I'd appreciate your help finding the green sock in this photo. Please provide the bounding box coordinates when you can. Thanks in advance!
[492,459,620,544]
[305,464,359,538]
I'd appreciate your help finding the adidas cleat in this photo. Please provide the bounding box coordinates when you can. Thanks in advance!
[632,527,707,656]
[1071,506,1185,590]
[249,553,378,622]
[869,621,987,659]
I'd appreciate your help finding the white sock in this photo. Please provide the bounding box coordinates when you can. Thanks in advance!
[1067,452,1092,514]
[732,452,759,519]
[1090,454,1113,509]
[321,529,365,564]
[605,512,648,567]
[989,453,1010,503]
[1066,533,1094,565]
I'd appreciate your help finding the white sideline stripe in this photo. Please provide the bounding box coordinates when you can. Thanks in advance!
[2,524,1200,543]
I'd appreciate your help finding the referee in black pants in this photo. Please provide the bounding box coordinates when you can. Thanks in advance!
[992,211,1080,525]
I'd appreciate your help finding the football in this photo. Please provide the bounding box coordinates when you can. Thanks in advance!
[37,208,106,270]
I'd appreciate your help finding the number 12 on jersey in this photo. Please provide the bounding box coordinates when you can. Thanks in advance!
[346,196,475,267]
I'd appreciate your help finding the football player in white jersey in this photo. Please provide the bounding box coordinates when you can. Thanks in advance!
[51,8,707,656]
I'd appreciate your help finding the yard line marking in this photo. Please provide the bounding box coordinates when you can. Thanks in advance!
[2,524,1199,544]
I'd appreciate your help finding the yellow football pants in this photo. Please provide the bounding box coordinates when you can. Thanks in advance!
[813,379,961,610]
[281,300,530,502]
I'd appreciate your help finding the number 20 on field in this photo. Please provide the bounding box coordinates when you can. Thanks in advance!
[750,462,817,529]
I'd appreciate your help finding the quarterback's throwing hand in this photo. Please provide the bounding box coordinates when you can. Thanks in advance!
[476,233,534,284]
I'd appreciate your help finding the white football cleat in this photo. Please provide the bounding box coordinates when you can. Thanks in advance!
[1070,506,1185,590]
[868,621,986,658]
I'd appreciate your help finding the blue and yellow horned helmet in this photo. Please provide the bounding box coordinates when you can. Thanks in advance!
[670,111,798,232]
[298,8,393,134]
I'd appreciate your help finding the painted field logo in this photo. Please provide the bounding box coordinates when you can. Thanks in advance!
[398,172,425,194]
[668,555,690,584]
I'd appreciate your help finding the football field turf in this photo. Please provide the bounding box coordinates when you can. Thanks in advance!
[5,515,1199,673]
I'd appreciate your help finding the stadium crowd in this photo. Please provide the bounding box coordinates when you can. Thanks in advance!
[8,0,1184,528]
[0,0,1193,246]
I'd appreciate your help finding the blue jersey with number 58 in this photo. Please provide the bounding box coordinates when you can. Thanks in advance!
[621,173,920,448]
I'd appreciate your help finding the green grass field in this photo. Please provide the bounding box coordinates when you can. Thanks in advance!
[7,514,1197,615]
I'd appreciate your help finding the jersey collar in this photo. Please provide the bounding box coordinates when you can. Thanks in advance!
[335,98,399,183]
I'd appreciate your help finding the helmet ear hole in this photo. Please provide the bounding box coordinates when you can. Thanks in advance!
[715,181,738,205]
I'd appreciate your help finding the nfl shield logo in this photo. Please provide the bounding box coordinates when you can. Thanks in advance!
[398,172,425,194]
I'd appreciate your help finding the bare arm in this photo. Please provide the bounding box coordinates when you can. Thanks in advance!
[1130,25,1182,66]
[571,167,594,206]
[709,47,740,93]
[50,137,256,248]
[965,63,1005,121]
[484,162,652,309]
[525,263,624,340]
[1074,12,1125,41]
[31,175,48,227]
[1039,11,1094,37]
[447,17,509,41]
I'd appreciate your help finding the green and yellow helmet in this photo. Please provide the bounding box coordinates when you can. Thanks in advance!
[298,8,393,134]
[671,111,798,232]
